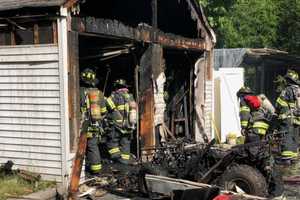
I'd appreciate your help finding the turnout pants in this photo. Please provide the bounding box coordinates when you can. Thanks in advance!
[280,120,298,159]
[86,133,102,174]
[107,126,132,164]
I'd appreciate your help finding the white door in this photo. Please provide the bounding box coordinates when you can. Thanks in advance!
[214,68,244,142]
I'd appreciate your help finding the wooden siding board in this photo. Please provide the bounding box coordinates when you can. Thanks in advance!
[0,104,60,112]
[0,137,61,147]
[0,158,61,168]
[0,151,61,161]
[0,124,60,132]
[0,69,59,76]
[0,83,60,90]
[0,45,62,181]
[0,118,60,126]
[0,131,60,140]
[0,90,60,98]
[0,144,61,154]
[0,62,58,69]
[0,110,60,118]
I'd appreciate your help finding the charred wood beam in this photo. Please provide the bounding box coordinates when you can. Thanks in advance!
[71,17,207,51]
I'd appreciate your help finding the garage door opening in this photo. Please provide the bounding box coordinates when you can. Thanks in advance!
[78,34,146,157]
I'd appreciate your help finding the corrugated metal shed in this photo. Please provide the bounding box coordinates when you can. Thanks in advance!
[0,0,65,11]
[0,44,62,181]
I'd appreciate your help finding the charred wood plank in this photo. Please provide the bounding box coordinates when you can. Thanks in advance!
[71,17,207,51]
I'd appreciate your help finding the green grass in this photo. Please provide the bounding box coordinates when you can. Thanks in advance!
[0,175,56,200]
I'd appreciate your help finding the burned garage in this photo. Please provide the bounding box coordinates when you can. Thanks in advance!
[0,0,215,193]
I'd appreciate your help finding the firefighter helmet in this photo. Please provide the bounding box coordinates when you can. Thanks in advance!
[236,86,253,98]
[81,68,97,85]
[284,70,299,84]
[113,79,128,88]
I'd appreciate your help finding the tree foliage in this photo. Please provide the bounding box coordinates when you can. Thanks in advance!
[199,0,300,54]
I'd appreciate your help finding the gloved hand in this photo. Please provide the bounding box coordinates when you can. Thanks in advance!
[293,109,300,117]
[241,128,247,136]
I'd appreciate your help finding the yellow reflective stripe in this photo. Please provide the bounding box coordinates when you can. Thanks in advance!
[289,102,296,108]
[107,98,116,109]
[276,97,288,107]
[257,129,267,135]
[293,118,300,125]
[253,122,269,129]
[101,107,107,113]
[241,121,248,126]
[292,152,298,158]
[91,164,102,171]
[279,114,288,119]
[281,151,295,157]
[86,97,90,109]
[121,154,130,160]
[117,104,130,111]
[117,105,126,110]
[240,106,250,112]
[86,132,93,138]
[123,94,130,99]
[109,147,120,154]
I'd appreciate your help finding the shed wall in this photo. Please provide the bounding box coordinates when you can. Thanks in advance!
[0,44,62,181]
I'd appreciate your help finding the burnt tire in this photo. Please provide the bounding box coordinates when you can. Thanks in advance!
[217,164,268,197]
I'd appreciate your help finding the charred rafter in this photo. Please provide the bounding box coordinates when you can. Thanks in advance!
[71,17,207,51]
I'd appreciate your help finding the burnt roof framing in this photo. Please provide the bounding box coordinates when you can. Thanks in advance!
[71,17,208,51]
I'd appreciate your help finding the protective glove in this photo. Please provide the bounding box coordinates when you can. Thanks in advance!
[241,128,247,136]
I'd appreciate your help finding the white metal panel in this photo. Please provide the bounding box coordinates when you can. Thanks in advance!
[215,68,244,142]
[0,44,62,181]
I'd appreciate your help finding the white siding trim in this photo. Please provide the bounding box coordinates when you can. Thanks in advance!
[58,7,70,190]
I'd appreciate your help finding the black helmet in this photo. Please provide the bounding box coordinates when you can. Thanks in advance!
[236,86,253,98]
[81,68,97,86]
[113,79,128,88]
[284,70,299,85]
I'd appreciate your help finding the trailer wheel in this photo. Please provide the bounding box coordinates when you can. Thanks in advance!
[217,164,268,197]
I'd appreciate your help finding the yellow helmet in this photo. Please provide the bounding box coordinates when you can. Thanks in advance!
[81,68,97,85]
[236,86,253,97]
[285,70,299,84]
[113,79,128,88]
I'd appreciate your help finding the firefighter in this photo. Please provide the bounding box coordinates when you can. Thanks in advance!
[106,79,137,164]
[275,70,300,160]
[80,68,107,176]
[236,86,253,136]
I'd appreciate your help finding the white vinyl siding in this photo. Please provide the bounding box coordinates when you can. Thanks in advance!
[0,44,62,182]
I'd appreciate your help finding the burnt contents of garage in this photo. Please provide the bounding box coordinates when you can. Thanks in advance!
[69,0,215,158]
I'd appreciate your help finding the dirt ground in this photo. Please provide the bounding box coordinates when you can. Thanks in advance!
[278,160,300,200]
